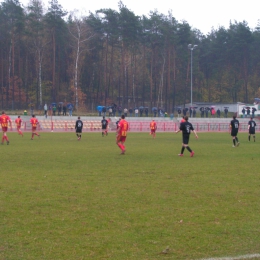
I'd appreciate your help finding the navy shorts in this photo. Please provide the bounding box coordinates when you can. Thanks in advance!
[231,131,238,137]
[182,134,190,145]
[76,128,82,133]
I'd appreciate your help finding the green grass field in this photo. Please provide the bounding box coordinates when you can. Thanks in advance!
[1,131,260,260]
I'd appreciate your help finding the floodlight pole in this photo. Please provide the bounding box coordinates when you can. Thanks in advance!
[188,44,198,117]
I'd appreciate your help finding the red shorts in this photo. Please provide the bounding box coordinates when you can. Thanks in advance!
[2,127,8,132]
[32,127,37,131]
[150,129,156,133]
[117,135,126,143]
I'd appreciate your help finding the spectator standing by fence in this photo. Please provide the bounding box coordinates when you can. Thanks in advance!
[153,108,157,117]
[193,108,196,118]
[252,108,256,118]
[68,104,73,116]
[124,108,128,117]
[109,107,112,116]
[52,105,56,116]
[30,104,34,116]
[44,104,48,118]
[242,108,245,118]
[246,108,250,117]
[217,109,220,118]
[224,108,228,118]
[145,107,148,117]
[129,108,133,117]
[140,107,143,117]
[63,104,67,116]
[135,108,138,117]
[200,107,204,118]
[58,104,62,115]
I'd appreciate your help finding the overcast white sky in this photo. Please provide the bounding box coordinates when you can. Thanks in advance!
[20,0,260,35]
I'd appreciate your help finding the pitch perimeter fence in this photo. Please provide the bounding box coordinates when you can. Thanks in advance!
[8,120,259,133]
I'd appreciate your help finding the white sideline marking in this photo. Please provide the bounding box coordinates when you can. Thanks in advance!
[199,253,260,260]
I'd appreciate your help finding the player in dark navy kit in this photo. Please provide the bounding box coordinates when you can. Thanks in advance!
[248,117,256,142]
[176,116,198,157]
[75,116,83,140]
[101,116,108,136]
[230,114,240,147]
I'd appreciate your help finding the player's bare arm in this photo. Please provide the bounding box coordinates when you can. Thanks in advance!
[193,130,198,139]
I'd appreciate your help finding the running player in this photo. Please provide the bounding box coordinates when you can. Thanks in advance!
[101,116,108,136]
[30,115,40,140]
[248,117,256,142]
[116,115,129,154]
[230,114,240,147]
[15,115,23,137]
[0,111,11,145]
[150,119,157,138]
[75,116,83,140]
[176,116,198,157]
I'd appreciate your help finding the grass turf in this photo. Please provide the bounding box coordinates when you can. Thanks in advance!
[1,132,260,260]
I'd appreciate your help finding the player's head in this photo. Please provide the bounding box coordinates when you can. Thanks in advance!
[103,116,105,119]
[2,111,5,114]
[233,114,236,119]
[78,116,80,119]
[184,115,189,121]
[32,114,35,117]
[18,116,20,118]
[250,117,253,120]
[121,115,125,119]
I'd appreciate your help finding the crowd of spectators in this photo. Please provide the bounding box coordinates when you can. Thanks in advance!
[97,105,168,117]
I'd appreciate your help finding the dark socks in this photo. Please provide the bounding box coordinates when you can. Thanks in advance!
[186,146,192,152]
[233,139,236,145]
[181,147,185,154]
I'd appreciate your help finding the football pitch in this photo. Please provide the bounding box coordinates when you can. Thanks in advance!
[1,132,260,260]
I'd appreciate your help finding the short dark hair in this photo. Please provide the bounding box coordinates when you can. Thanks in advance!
[78,116,80,119]
[184,115,189,121]
[18,116,20,118]
[121,114,125,119]
[233,114,236,119]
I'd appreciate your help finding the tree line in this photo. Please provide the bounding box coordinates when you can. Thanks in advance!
[1,0,260,112]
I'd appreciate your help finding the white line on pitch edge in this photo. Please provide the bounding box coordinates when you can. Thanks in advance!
[198,253,260,260]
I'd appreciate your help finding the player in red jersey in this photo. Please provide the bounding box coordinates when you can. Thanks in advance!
[105,118,111,135]
[30,115,40,140]
[150,120,157,138]
[0,111,11,145]
[116,115,129,154]
[15,115,23,137]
